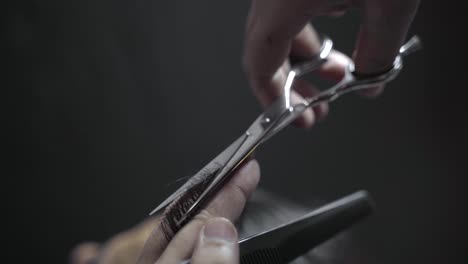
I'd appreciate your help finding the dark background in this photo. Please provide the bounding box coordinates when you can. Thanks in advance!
[4,0,467,263]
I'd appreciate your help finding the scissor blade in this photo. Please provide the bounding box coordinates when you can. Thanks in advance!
[149,134,248,216]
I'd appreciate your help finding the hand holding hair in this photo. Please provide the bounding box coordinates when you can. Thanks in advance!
[137,159,260,264]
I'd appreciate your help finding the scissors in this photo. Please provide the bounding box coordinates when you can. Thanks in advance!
[149,35,422,232]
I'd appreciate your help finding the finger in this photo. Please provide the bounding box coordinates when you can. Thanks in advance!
[352,1,419,97]
[290,90,315,128]
[246,18,348,128]
[294,79,328,122]
[243,1,311,81]
[290,24,322,58]
[191,218,239,264]
[247,22,322,100]
[93,217,160,264]
[248,23,322,128]
[358,85,385,98]
[293,50,350,124]
[137,159,260,264]
[317,50,350,82]
[243,1,326,113]
[354,0,420,74]
[251,60,291,110]
[69,242,101,264]
[292,25,349,83]
[248,58,316,128]
[289,24,330,126]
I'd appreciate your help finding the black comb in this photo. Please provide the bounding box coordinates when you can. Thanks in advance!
[183,190,374,264]
[238,190,374,263]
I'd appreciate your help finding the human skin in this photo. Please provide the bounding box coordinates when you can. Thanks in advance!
[70,159,260,264]
[243,0,420,127]
[71,1,421,263]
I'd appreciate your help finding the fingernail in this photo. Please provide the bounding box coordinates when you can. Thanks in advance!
[203,218,237,243]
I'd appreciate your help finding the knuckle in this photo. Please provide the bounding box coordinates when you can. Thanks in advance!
[192,209,214,226]
[229,183,249,209]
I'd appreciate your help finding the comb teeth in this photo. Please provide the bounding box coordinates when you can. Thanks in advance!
[240,248,283,264]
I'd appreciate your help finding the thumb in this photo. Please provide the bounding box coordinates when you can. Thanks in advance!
[191,217,239,264]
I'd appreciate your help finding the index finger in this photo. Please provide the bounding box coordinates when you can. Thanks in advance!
[243,1,317,90]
